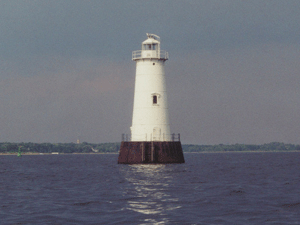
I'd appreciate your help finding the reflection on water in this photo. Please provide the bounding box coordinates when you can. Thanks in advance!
[121,165,181,224]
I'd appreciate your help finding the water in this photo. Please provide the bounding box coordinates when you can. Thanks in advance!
[0,152,299,224]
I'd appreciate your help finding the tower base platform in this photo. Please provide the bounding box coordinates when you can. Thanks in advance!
[118,141,185,164]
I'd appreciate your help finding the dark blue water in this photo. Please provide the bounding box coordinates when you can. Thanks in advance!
[1,152,299,224]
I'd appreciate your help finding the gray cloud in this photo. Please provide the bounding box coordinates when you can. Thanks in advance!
[1,0,300,144]
[168,43,300,144]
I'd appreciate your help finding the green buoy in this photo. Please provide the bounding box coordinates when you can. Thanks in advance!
[17,146,22,157]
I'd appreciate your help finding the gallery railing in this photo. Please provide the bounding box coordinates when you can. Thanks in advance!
[122,133,180,142]
[132,50,169,60]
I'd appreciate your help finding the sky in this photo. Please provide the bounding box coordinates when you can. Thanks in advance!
[1,0,300,145]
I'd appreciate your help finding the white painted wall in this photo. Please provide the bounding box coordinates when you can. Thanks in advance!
[130,35,171,141]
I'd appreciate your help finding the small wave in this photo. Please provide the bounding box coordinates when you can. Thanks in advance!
[73,201,99,206]
[229,189,245,195]
[282,202,300,208]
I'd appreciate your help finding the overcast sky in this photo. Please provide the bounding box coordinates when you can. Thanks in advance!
[1,0,300,145]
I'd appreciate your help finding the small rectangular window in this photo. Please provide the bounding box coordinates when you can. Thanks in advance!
[153,95,157,104]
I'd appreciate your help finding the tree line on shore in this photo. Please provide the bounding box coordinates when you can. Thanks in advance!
[0,142,299,154]
[182,142,300,152]
[0,142,119,154]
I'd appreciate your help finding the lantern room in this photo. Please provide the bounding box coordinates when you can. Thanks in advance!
[142,34,160,50]
[141,33,160,58]
[132,33,168,60]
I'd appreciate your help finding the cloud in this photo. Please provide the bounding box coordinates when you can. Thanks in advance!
[0,56,133,142]
[1,1,300,144]
[1,1,300,58]
[168,42,300,144]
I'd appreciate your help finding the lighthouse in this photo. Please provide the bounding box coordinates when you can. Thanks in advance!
[131,33,170,142]
[118,34,184,164]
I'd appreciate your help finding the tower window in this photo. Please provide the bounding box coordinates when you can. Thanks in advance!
[153,95,157,104]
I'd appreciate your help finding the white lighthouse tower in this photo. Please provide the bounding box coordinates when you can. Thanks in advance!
[131,33,170,141]
[118,34,184,164]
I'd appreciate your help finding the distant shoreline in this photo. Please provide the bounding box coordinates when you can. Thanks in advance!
[184,150,300,153]
[1,151,299,156]
[1,142,299,154]
[0,152,119,155]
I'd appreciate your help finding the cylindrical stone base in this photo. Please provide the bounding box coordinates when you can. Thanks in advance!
[118,141,185,164]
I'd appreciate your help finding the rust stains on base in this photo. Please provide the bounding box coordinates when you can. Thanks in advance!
[118,141,185,164]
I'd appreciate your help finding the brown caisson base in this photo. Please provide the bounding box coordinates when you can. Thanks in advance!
[118,141,185,164]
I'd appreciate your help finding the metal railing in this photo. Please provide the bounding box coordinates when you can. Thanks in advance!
[132,50,168,60]
[122,134,132,142]
[171,133,181,142]
[122,133,180,142]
